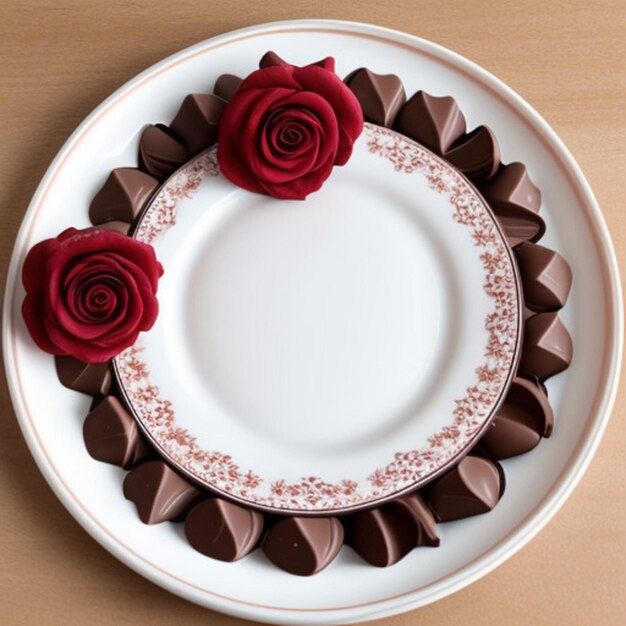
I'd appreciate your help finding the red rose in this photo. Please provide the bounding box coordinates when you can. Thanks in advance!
[22,227,163,363]
[217,55,363,200]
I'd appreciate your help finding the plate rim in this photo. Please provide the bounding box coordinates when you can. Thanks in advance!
[2,18,623,625]
[111,124,524,515]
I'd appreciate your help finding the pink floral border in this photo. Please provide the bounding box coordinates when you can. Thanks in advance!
[114,124,520,511]
[134,151,220,244]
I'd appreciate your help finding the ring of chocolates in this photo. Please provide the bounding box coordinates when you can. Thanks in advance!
[56,52,573,576]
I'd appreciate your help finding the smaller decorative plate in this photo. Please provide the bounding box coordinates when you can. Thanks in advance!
[113,122,522,514]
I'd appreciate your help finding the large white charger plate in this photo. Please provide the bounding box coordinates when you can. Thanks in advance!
[2,19,622,625]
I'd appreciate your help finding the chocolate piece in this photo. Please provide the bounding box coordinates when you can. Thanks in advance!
[388,493,440,547]
[83,396,150,469]
[483,161,541,211]
[170,94,225,156]
[185,499,264,562]
[444,125,500,182]
[479,377,554,460]
[519,312,573,381]
[496,209,546,248]
[123,460,200,524]
[95,220,131,235]
[262,517,344,576]
[483,162,544,245]
[259,50,288,68]
[347,508,414,567]
[515,242,573,311]
[345,68,406,128]
[347,493,439,567]
[394,91,466,155]
[138,124,188,180]
[426,456,504,522]
[55,355,112,396]
[259,51,334,72]
[527,375,549,398]
[213,74,243,102]
[89,168,158,226]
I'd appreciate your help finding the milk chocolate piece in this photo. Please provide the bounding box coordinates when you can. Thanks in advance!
[394,91,466,155]
[483,162,541,213]
[426,456,504,522]
[89,168,158,226]
[479,377,554,460]
[138,124,188,180]
[213,74,243,102]
[95,220,131,235]
[185,499,264,562]
[55,355,112,396]
[496,208,546,247]
[347,493,439,567]
[519,312,573,381]
[482,163,545,245]
[123,460,200,524]
[515,242,573,311]
[83,396,150,469]
[170,94,225,156]
[444,126,500,182]
[262,517,344,576]
[345,68,406,128]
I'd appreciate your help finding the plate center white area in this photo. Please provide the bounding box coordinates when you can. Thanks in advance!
[180,175,448,452]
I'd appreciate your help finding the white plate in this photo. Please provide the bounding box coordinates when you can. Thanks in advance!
[113,124,521,514]
[2,19,622,625]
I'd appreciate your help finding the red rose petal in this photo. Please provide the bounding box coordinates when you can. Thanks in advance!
[292,65,363,165]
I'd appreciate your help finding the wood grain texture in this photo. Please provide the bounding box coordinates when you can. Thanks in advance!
[0,1,624,624]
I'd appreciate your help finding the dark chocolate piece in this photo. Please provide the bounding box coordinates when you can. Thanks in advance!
[259,51,334,71]
[444,125,500,182]
[83,396,150,469]
[426,456,504,522]
[479,377,554,460]
[213,74,243,102]
[89,168,158,226]
[94,220,131,235]
[123,460,200,524]
[170,94,225,156]
[347,508,414,567]
[394,91,466,155]
[138,124,188,180]
[345,68,406,127]
[388,493,440,547]
[347,493,439,567]
[519,312,573,381]
[55,355,112,396]
[184,499,264,562]
[515,242,573,311]
[259,50,288,68]
[527,375,549,398]
[262,517,344,576]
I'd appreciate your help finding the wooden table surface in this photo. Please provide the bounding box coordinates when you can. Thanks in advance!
[1,1,624,624]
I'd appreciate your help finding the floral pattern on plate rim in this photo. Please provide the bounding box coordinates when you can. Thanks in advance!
[114,123,521,512]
